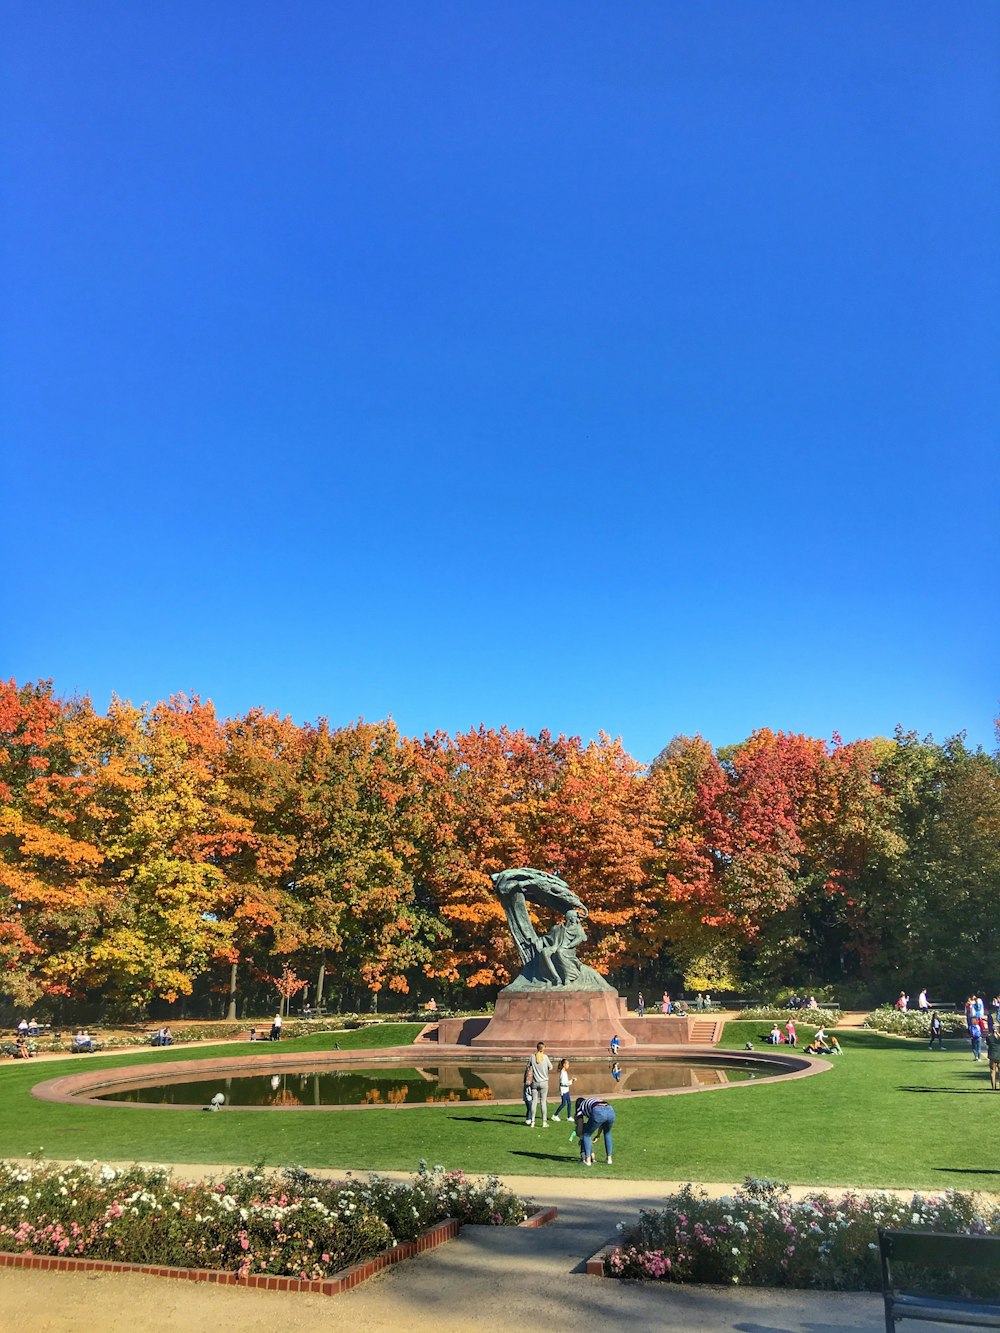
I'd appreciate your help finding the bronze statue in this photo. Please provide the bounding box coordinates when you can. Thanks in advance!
[490,868,613,991]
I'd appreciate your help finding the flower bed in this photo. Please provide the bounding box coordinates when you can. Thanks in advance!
[738,1007,840,1028]
[604,1178,1000,1292]
[863,1007,969,1039]
[0,1159,529,1282]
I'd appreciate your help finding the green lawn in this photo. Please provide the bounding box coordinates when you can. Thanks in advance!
[2,1021,996,1191]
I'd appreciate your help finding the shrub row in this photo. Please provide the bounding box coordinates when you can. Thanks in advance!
[0,1159,529,1280]
[607,1178,1000,1291]
[737,1007,840,1028]
[862,1007,970,1039]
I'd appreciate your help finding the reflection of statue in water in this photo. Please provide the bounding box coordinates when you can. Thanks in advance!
[490,868,613,992]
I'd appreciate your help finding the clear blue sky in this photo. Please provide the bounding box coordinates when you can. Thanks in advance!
[3,3,998,758]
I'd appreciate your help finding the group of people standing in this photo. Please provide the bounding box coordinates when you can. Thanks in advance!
[923,991,1000,1088]
[522,1041,615,1165]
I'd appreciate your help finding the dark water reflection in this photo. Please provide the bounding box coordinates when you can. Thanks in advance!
[95,1058,782,1107]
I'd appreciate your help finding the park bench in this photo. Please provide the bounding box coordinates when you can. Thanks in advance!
[879,1228,1000,1331]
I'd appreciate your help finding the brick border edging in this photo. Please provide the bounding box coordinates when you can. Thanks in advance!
[0,1206,557,1295]
[0,1217,460,1295]
[584,1240,615,1277]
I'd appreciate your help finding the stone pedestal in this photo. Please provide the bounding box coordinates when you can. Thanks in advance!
[469,986,633,1050]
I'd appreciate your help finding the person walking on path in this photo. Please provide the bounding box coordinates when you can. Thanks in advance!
[270,1013,283,1041]
[552,1059,573,1121]
[575,1095,615,1166]
[637,992,645,1018]
[928,1012,944,1050]
[525,1041,552,1127]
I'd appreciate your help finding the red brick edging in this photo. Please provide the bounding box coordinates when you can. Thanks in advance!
[584,1241,614,1277]
[0,1206,557,1295]
[0,1218,460,1295]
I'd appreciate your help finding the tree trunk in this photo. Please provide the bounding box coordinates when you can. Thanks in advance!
[316,960,326,1008]
[226,961,238,1022]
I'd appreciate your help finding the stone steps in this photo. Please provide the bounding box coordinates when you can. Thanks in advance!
[688,1018,724,1044]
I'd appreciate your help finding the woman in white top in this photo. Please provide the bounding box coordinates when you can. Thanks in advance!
[552,1059,574,1121]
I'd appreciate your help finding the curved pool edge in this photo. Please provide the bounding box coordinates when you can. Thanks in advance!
[30,1045,830,1111]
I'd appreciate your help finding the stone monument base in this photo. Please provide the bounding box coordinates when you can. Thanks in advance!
[469,986,634,1050]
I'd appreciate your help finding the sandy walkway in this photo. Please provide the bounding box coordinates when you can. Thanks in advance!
[0,1170,978,1333]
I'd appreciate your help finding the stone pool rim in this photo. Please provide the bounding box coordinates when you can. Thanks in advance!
[31,1045,829,1111]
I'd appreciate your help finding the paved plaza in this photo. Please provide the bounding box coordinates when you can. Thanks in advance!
[0,1172,963,1332]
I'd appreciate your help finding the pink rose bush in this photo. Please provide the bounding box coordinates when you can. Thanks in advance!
[607,1178,1000,1292]
[0,1159,528,1281]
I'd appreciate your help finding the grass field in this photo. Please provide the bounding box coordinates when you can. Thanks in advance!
[2,1020,996,1190]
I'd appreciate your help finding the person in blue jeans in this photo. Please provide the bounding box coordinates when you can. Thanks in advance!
[575,1095,615,1165]
[552,1058,574,1121]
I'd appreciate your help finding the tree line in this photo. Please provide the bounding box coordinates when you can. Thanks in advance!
[1,679,997,1017]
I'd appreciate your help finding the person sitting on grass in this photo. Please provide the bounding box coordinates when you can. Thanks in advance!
[767,1024,783,1045]
[828,1036,843,1055]
[805,1032,831,1055]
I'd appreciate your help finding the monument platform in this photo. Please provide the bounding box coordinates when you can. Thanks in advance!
[467,987,632,1050]
[431,1006,708,1049]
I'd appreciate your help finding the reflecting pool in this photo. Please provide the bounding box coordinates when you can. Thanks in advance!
[94,1057,785,1107]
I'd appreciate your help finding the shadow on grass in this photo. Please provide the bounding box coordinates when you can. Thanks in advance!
[897,1086,994,1094]
[446,1114,526,1125]
[936,1167,1000,1176]
[898,1068,995,1094]
[510,1149,581,1165]
[836,1030,930,1053]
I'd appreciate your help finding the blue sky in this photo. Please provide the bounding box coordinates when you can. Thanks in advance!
[3,3,998,758]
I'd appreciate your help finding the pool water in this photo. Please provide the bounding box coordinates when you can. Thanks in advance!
[94,1057,782,1107]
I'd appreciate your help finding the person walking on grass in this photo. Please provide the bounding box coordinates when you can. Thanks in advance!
[522,1061,534,1121]
[525,1041,552,1127]
[552,1058,573,1122]
[929,1012,944,1050]
[971,1022,984,1063]
[986,1027,1000,1091]
[575,1095,615,1166]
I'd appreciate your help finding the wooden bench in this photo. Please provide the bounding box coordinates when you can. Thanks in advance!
[879,1228,1000,1330]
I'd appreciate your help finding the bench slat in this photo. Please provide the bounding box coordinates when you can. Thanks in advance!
[881,1230,1000,1270]
[890,1292,1000,1326]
